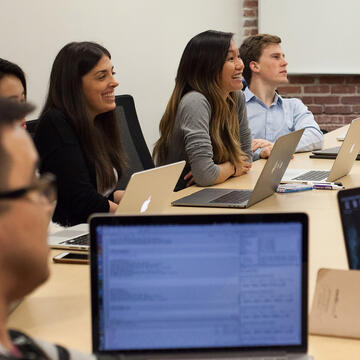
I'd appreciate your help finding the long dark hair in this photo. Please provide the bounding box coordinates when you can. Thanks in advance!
[153,30,244,166]
[41,42,126,193]
[0,58,27,98]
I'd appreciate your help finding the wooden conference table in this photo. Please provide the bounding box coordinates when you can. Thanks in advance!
[8,125,360,359]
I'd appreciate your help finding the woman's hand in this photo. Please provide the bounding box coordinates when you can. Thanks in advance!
[184,170,195,187]
[114,190,125,204]
[216,159,251,184]
[234,156,252,176]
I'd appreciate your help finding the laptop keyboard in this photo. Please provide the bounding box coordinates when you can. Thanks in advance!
[210,190,252,204]
[293,170,330,181]
[61,234,89,245]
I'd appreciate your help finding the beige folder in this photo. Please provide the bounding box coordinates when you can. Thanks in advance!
[310,268,360,339]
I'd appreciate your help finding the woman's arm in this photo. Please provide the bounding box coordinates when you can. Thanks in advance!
[179,92,252,186]
[179,92,220,186]
[215,161,236,183]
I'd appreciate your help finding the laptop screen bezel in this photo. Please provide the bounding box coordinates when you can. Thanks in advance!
[90,212,308,356]
[337,187,360,269]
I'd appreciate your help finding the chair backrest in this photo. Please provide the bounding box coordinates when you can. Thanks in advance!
[26,119,39,139]
[115,95,154,189]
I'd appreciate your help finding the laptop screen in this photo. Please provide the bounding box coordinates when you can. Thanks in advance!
[338,187,360,269]
[90,213,308,355]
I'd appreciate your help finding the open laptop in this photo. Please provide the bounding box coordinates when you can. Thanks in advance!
[90,212,311,359]
[115,160,185,214]
[337,187,360,269]
[48,223,89,251]
[172,129,303,209]
[48,161,185,251]
[282,117,360,184]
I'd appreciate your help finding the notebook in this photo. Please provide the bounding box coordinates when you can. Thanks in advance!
[310,146,360,160]
[48,161,185,251]
[172,129,304,209]
[115,160,185,214]
[282,117,360,184]
[90,212,311,359]
[310,268,360,339]
[337,132,347,141]
[337,186,360,269]
[48,223,89,251]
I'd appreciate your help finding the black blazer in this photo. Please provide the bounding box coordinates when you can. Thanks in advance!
[34,108,114,226]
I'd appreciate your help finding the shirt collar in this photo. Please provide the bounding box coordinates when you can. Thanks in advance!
[244,87,255,102]
[273,91,283,105]
[244,87,283,106]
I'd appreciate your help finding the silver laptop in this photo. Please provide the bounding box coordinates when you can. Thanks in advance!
[172,129,304,209]
[48,223,89,251]
[116,160,185,214]
[48,161,185,251]
[282,117,360,184]
[310,146,360,160]
[90,212,311,359]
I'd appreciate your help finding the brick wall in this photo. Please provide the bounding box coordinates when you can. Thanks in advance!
[242,0,359,132]
[243,0,258,37]
[277,76,360,132]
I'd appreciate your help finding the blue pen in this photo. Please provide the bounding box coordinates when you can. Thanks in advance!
[276,184,313,193]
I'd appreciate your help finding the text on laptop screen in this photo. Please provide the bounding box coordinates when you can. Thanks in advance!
[339,193,360,269]
[95,222,303,351]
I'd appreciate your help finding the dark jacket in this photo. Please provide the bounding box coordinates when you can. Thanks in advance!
[34,108,113,226]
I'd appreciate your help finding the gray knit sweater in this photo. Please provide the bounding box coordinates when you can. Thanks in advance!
[165,91,253,187]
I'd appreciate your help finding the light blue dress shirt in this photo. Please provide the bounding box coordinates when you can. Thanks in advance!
[244,87,323,160]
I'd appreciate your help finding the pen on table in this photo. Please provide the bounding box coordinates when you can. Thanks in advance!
[298,181,343,185]
[312,183,344,190]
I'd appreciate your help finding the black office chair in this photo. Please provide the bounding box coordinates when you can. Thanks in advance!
[26,118,39,139]
[115,95,154,189]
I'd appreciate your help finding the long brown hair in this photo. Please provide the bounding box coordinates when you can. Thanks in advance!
[153,30,244,166]
[41,42,126,193]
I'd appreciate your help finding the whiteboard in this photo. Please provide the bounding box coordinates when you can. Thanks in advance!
[259,0,360,74]
[0,0,242,150]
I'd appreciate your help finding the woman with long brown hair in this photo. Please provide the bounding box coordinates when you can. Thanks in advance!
[35,42,126,226]
[153,30,253,191]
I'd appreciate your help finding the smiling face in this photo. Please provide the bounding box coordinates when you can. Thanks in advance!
[81,55,119,119]
[219,41,244,96]
[251,43,288,86]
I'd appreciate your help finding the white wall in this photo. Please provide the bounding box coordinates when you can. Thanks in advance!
[259,0,360,75]
[0,0,243,150]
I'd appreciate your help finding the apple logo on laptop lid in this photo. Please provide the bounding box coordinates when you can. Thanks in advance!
[140,195,151,213]
[271,160,284,175]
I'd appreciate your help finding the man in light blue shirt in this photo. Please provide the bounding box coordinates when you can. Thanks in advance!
[239,34,323,160]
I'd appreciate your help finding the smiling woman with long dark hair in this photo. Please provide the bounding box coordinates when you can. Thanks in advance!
[35,42,126,226]
[153,30,253,191]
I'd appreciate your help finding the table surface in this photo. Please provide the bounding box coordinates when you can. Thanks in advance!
[9,125,360,359]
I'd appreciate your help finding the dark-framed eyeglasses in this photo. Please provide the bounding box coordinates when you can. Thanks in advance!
[0,173,57,204]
